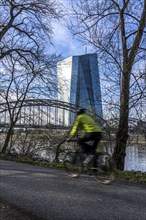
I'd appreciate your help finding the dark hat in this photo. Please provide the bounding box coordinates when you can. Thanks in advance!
[76,108,86,115]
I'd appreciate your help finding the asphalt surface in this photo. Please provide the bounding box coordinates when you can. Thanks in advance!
[0,200,32,220]
[0,160,146,220]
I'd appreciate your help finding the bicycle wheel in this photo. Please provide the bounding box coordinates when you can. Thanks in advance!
[64,152,83,178]
[92,152,116,185]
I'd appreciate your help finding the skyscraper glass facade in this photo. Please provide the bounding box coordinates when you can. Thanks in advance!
[57,53,103,125]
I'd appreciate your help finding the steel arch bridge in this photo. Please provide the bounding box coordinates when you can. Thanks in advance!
[0,99,78,130]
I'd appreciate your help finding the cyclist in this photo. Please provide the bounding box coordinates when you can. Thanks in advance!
[68,108,103,164]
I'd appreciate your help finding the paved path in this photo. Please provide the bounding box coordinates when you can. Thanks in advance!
[0,160,146,220]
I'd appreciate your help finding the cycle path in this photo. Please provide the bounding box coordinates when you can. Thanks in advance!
[0,160,146,220]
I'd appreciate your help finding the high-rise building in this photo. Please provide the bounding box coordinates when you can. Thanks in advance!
[57,53,103,125]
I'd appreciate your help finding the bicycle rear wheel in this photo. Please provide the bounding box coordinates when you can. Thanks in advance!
[64,152,83,178]
[92,152,116,185]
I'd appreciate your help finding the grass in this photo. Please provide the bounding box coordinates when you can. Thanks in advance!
[116,170,146,184]
[0,155,146,184]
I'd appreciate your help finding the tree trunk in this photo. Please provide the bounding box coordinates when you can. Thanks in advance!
[113,70,130,170]
[1,125,14,154]
[113,120,129,170]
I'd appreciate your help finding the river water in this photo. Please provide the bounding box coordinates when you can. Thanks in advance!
[124,145,146,172]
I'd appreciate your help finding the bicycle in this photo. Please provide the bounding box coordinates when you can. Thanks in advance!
[63,139,116,185]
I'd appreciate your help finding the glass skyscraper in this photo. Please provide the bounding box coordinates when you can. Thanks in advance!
[57,53,103,125]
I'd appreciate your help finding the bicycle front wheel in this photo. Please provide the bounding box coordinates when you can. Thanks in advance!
[64,152,83,178]
[93,152,116,185]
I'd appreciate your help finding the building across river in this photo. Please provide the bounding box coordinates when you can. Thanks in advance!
[57,53,102,125]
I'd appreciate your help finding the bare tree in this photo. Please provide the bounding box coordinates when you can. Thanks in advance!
[0,0,63,60]
[0,48,62,154]
[68,0,146,170]
[0,0,64,154]
[0,57,36,153]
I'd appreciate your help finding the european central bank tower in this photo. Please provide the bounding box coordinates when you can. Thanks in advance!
[57,53,103,125]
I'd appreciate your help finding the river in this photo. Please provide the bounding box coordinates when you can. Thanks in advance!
[124,145,146,172]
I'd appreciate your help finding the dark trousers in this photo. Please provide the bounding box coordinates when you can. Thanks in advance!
[77,132,102,154]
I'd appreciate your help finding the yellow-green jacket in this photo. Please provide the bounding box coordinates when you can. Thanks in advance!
[70,113,102,137]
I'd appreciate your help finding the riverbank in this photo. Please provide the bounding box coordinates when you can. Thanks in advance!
[0,156,146,184]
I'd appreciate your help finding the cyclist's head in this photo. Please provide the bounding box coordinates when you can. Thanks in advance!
[76,108,86,116]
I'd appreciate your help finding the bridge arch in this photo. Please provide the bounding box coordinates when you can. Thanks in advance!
[0,99,78,129]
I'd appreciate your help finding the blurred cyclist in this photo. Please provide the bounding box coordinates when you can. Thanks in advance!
[68,108,103,164]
